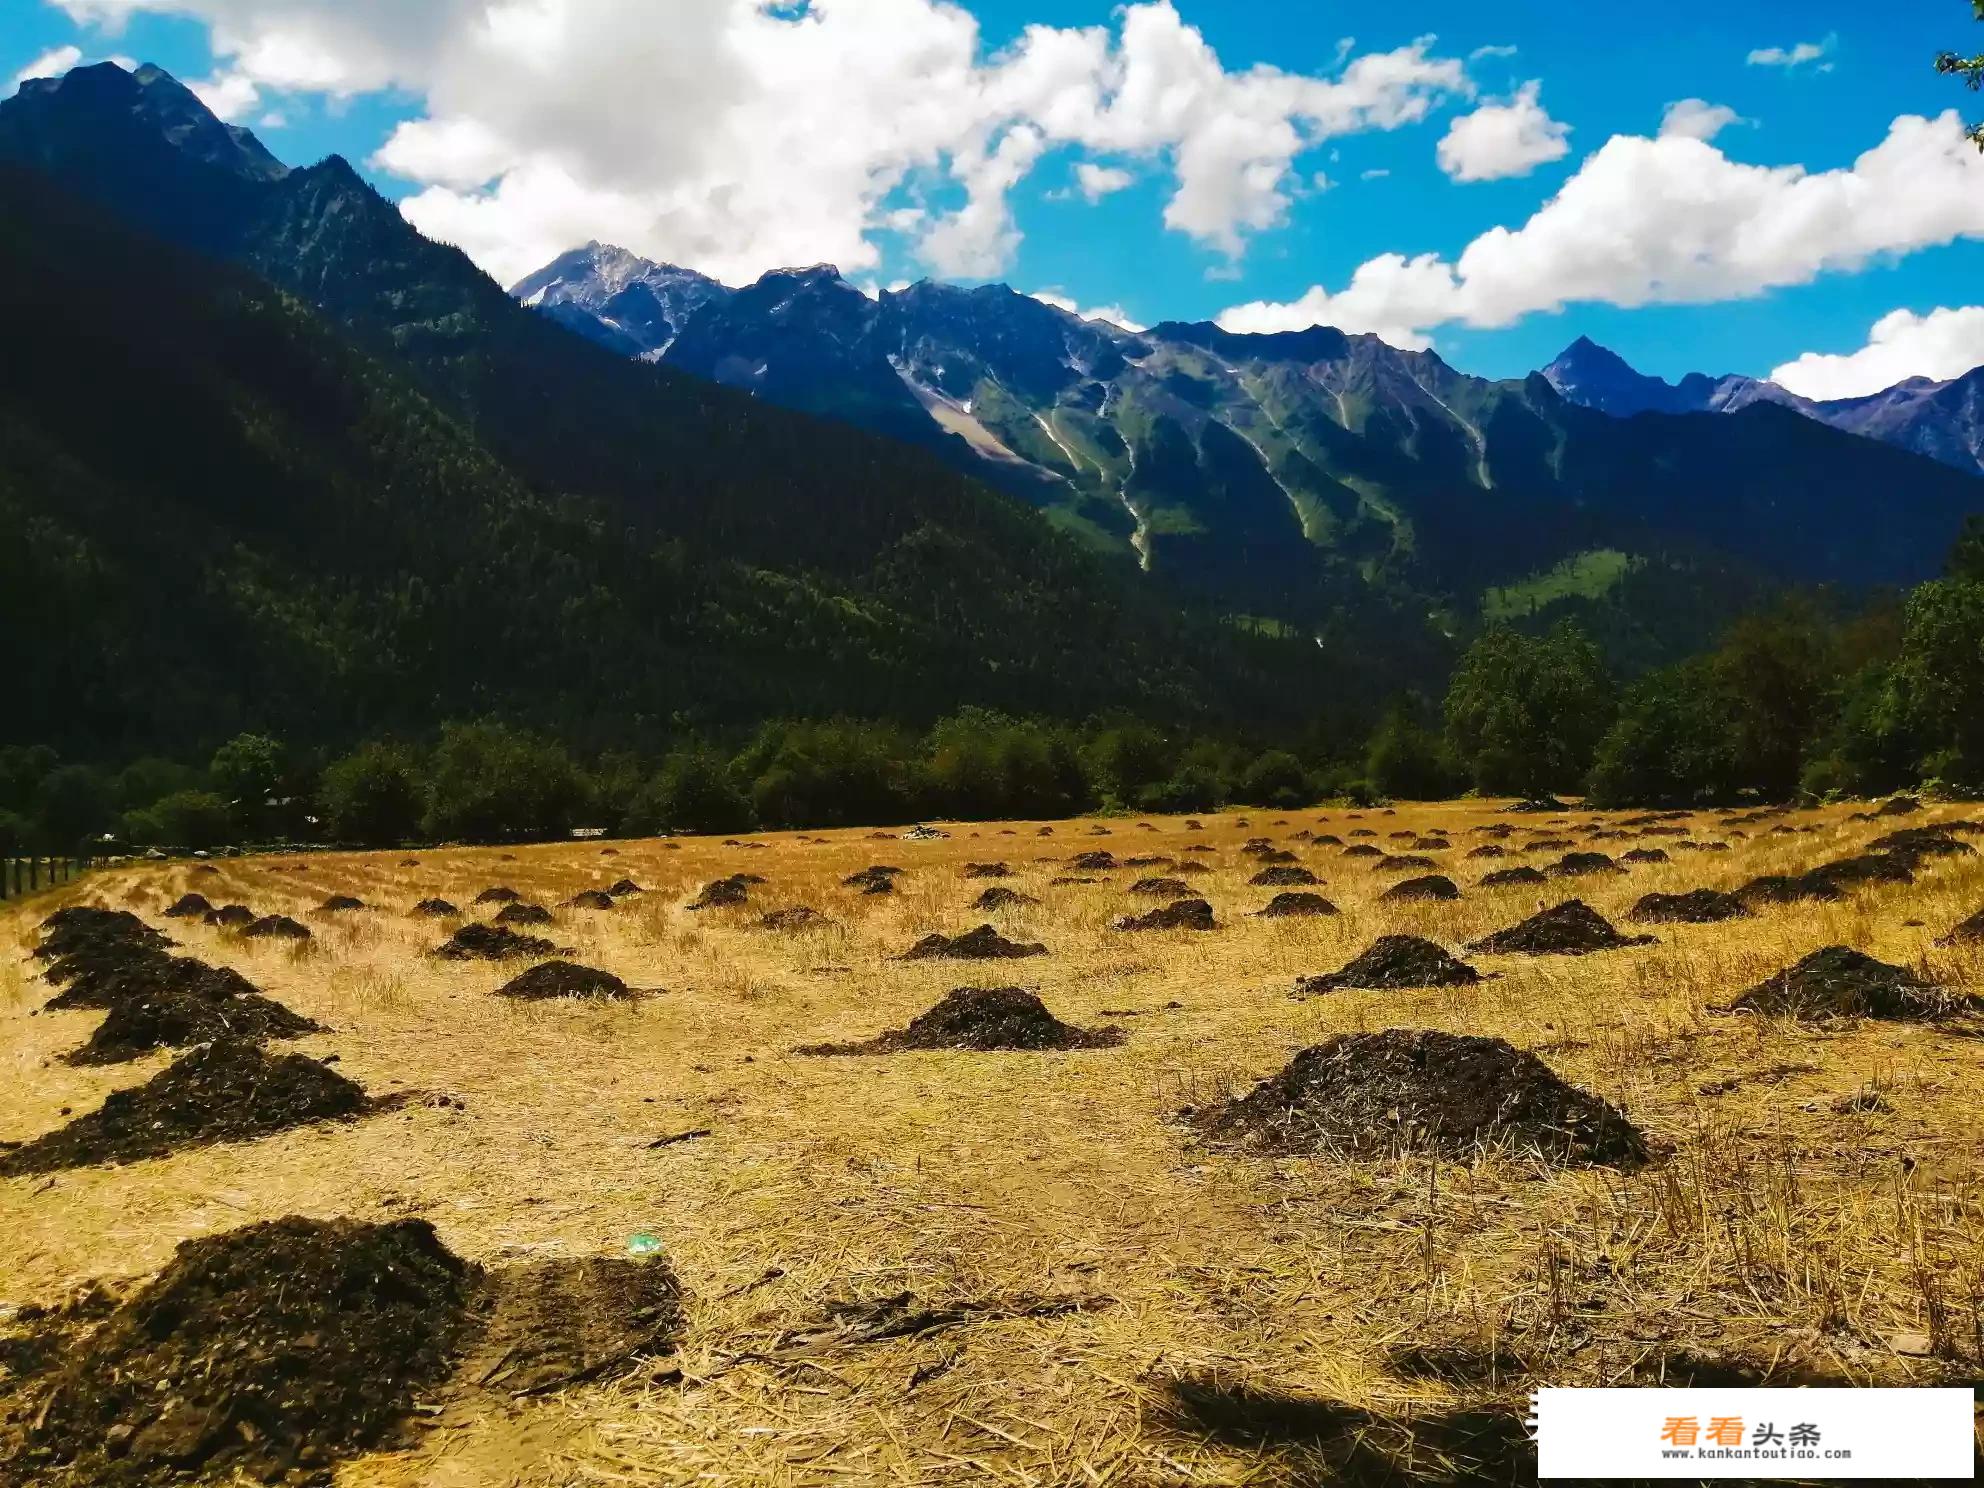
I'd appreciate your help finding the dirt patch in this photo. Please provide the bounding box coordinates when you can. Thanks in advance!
[1736,873,1843,905]
[0,1042,368,1176]
[64,982,321,1066]
[1113,898,1216,932]
[317,895,366,914]
[1069,851,1117,871]
[1867,827,1975,863]
[1875,795,1922,816]
[34,908,171,964]
[1629,890,1752,925]
[1255,892,1338,919]
[606,878,645,896]
[1371,854,1437,874]
[1341,844,1383,858]
[688,876,752,910]
[492,902,555,927]
[432,924,565,961]
[970,886,1038,911]
[1477,866,1547,888]
[411,898,459,917]
[494,961,631,1000]
[242,915,310,941]
[564,890,616,910]
[798,987,1123,1054]
[1195,1029,1646,1167]
[1249,865,1320,887]
[1464,845,1507,860]
[205,904,256,927]
[962,862,1011,879]
[1294,936,1482,994]
[1468,900,1655,956]
[758,906,828,930]
[1379,874,1460,903]
[1547,852,1622,877]
[1725,946,1978,1021]
[1806,854,1915,891]
[472,886,521,905]
[1620,847,1670,864]
[843,869,895,895]
[42,951,261,1014]
[1508,797,1569,813]
[4,1217,477,1485]
[161,894,211,919]
[1938,907,1984,945]
[447,1255,684,1401]
[1130,876,1192,896]
[900,925,1047,960]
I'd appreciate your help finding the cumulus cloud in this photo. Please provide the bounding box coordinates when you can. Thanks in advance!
[1747,35,1835,70]
[1073,161,1134,202]
[1029,289,1145,331]
[12,44,83,86]
[190,69,260,120]
[52,0,1472,286]
[1659,98,1743,142]
[1218,111,1984,345]
[1435,79,1568,181]
[1772,306,1984,399]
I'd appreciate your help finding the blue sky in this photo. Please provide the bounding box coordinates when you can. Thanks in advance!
[7,1,1984,389]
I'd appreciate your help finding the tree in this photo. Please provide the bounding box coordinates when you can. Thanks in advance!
[0,809,24,854]
[126,790,233,850]
[1443,623,1613,796]
[1233,749,1309,808]
[210,733,287,834]
[1586,662,1742,807]
[632,748,755,836]
[31,764,112,851]
[1366,705,1457,801]
[422,722,583,842]
[924,710,1091,821]
[320,742,425,845]
[1936,0,1984,147]
[1887,578,1984,786]
[1084,724,1174,808]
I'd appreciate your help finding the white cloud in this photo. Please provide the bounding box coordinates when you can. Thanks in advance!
[13,44,82,87]
[52,0,1472,286]
[1029,289,1145,332]
[1468,43,1518,61]
[1747,34,1835,70]
[1073,161,1134,202]
[1659,97,1742,142]
[190,69,260,120]
[1359,167,1390,180]
[1772,306,1984,399]
[1218,111,1984,346]
[1435,80,1568,182]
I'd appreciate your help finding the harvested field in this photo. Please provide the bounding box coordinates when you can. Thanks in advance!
[4,798,1984,1485]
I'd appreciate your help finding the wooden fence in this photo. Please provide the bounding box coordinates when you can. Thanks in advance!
[0,855,95,902]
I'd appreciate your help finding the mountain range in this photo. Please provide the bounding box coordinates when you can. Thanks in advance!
[506,244,1984,614]
[0,60,1979,758]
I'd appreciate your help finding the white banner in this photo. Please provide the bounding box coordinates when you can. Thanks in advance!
[1532,1387,1974,1479]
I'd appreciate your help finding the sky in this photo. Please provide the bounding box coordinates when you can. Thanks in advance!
[7,0,1984,394]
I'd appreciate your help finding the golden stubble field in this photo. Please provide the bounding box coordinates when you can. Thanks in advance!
[3,799,1983,1486]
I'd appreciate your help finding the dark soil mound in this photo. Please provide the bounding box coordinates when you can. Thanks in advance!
[1726,946,1975,1021]
[1173,860,1212,876]
[564,890,616,910]
[1249,865,1320,887]
[432,924,563,961]
[317,895,366,914]
[843,865,904,885]
[1129,876,1191,897]
[494,961,630,1000]
[1468,900,1655,956]
[161,893,212,919]
[758,906,828,930]
[900,924,1047,960]
[605,878,645,896]
[411,898,459,917]
[35,908,171,963]
[962,862,1011,878]
[1296,936,1481,994]
[472,886,521,905]
[1672,840,1731,853]
[844,868,895,895]
[242,915,311,941]
[1938,907,1984,945]
[1255,892,1339,919]
[687,876,751,909]
[1629,890,1752,925]
[65,983,321,1066]
[970,886,1038,911]
[1068,851,1117,871]
[1736,873,1843,905]
[205,904,257,927]
[0,1042,367,1175]
[1477,866,1547,888]
[1341,844,1383,858]
[1620,847,1670,864]
[11,1217,476,1485]
[1465,845,1507,860]
[1372,854,1437,874]
[1196,1029,1645,1167]
[1114,898,1216,932]
[1380,874,1460,903]
[1548,852,1621,877]
[1411,837,1452,851]
[43,952,261,1014]
[798,986,1122,1054]
[1806,853,1915,891]
[492,902,554,926]
[1868,828,1976,866]
[1523,837,1574,852]
[1876,795,1922,816]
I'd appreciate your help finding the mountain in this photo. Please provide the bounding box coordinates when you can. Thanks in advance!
[508,242,730,359]
[524,247,1984,611]
[1544,337,1984,479]
[0,65,1347,755]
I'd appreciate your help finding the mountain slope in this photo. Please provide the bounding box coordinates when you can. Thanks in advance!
[525,245,1982,608]
[1544,336,1984,480]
